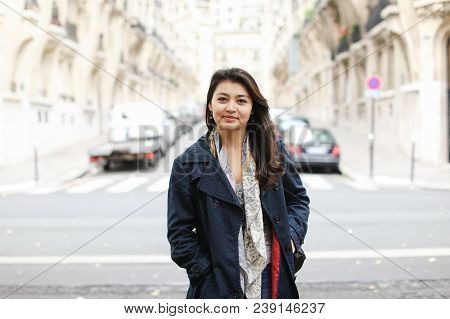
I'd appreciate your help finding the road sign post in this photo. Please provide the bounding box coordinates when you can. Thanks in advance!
[366,75,381,179]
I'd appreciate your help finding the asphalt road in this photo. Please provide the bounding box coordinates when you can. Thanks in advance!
[1,132,449,299]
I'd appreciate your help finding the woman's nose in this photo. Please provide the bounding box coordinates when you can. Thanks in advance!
[225,101,237,112]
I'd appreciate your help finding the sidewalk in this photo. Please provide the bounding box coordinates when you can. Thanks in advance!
[319,122,450,191]
[2,279,449,298]
[0,135,107,194]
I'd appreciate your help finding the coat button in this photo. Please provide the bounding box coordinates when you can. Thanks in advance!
[213,198,220,207]
[274,216,280,224]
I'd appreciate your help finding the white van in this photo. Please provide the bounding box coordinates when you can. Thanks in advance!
[88,102,176,170]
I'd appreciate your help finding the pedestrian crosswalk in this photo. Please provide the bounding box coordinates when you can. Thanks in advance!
[0,173,379,196]
[146,176,171,193]
[106,177,148,193]
[301,175,334,190]
[67,178,115,194]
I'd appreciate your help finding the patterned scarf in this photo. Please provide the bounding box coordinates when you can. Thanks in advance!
[208,126,267,298]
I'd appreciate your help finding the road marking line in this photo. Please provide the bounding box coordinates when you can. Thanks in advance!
[307,247,450,259]
[0,255,172,264]
[301,175,334,190]
[28,184,68,195]
[2,248,449,264]
[0,181,35,194]
[66,178,114,194]
[147,176,170,192]
[106,177,149,193]
[346,180,378,191]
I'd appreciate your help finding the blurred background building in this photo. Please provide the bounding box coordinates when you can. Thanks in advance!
[271,0,450,166]
[0,0,449,170]
[0,0,204,166]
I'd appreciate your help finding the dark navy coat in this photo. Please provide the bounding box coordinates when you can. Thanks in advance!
[167,133,310,298]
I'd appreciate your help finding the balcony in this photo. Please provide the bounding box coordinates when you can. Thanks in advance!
[365,0,389,32]
[131,20,146,33]
[151,30,169,51]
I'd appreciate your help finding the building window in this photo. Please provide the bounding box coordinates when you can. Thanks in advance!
[50,1,61,26]
[24,0,39,11]
[387,44,394,89]
[357,102,365,120]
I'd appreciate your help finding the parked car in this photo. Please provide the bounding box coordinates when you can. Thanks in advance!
[269,107,311,138]
[88,102,175,171]
[285,126,340,173]
[276,117,310,138]
[172,103,202,135]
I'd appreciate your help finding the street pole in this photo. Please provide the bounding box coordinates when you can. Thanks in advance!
[410,139,416,184]
[23,89,39,186]
[369,97,375,179]
[366,75,381,180]
[33,142,39,186]
[137,125,141,174]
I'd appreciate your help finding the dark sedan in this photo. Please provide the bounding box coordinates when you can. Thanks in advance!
[285,127,340,173]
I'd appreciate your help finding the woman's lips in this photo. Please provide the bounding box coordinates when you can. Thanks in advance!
[224,116,237,121]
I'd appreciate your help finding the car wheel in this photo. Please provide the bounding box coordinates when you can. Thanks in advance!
[333,165,341,174]
[103,161,112,171]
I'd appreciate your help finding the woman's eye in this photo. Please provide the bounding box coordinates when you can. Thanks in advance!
[218,97,227,102]
[238,99,247,104]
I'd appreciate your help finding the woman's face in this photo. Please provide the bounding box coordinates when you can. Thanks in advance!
[208,80,253,132]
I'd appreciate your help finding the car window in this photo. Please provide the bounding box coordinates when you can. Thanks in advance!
[280,119,307,131]
[312,129,334,144]
[286,126,313,145]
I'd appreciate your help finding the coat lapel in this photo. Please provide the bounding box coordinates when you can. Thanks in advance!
[197,159,242,207]
[184,134,242,208]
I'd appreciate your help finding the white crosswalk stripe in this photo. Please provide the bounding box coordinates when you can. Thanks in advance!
[2,247,449,264]
[147,176,170,193]
[345,180,378,191]
[28,185,67,195]
[66,178,114,194]
[2,173,395,195]
[301,175,334,190]
[0,181,35,194]
[106,176,149,193]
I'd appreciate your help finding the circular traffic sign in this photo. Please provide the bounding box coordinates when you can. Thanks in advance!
[367,75,382,90]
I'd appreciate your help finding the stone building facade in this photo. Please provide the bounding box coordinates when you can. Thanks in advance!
[272,0,450,166]
[0,0,202,166]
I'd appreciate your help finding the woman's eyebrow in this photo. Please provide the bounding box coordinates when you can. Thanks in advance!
[216,92,250,98]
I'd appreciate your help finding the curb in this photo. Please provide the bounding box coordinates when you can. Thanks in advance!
[340,163,450,191]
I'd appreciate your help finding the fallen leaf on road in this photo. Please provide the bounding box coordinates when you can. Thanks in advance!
[150,290,160,296]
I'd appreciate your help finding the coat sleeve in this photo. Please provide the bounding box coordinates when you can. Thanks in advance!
[167,158,212,286]
[277,138,310,250]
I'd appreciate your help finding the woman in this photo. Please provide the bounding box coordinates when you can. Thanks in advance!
[167,68,310,299]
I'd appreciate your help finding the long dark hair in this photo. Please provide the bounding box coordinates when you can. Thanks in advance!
[205,68,284,190]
